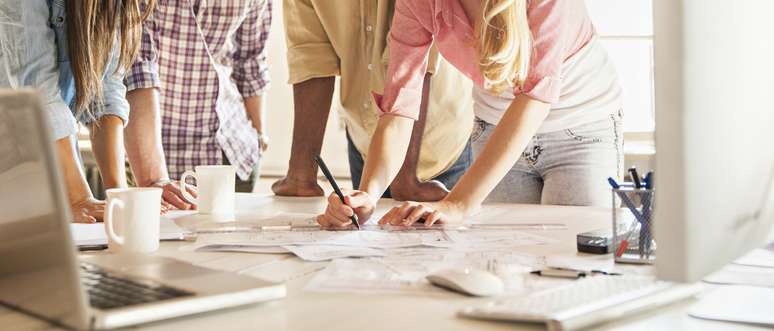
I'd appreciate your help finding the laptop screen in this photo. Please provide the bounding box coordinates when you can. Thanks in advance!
[0,91,90,329]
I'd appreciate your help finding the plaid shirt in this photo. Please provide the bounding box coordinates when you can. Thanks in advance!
[126,0,272,180]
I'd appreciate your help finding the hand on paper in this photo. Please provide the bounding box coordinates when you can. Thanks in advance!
[271,176,324,197]
[317,190,374,229]
[390,177,449,202]
[378,200,475,227]
[153,179,197,211]
[71,197,105,223]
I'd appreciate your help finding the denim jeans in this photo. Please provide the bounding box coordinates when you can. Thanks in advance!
[346,131,472,198]
[471,111,624,207]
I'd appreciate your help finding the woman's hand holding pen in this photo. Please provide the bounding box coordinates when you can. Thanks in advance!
[316,190,374,229]
[378,199,477,227]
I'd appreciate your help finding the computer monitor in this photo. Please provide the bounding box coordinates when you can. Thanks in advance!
[653,0,774,282]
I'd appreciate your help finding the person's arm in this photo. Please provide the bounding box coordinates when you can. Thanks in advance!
[272,0,342,196]
[378,98,549,225]
[55,138,105,223]
[388,73,449,202]
[88,115,127,189]
[86,43,131,190]
[316,0,435,227]
[124,3,196,209]
[272,77,333,196]
[232,0,272,152]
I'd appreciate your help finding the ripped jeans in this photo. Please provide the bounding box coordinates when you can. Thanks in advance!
[471,111,624,207]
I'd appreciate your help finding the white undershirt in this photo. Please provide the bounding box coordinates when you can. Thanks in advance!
[473,37,623,133]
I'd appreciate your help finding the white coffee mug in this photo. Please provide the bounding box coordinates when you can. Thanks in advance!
[179,165,236,217]
[104,187,162,254]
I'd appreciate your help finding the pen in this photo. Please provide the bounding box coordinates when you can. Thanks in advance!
[629,167,642,189]
[607,177,644,223]
[643,171,654,190]
[315,156,360,230]
[78,244,108,251]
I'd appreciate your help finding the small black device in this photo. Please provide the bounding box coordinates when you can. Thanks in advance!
[577,228,612,254]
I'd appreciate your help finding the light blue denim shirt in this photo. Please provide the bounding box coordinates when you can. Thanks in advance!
[0,0,129,140]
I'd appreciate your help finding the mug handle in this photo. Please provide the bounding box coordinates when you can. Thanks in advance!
[179,170,198,204]
[105,198,126,246]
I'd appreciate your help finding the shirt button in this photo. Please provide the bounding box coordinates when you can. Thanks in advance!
[366,25,373,32]
[367,64,374,71]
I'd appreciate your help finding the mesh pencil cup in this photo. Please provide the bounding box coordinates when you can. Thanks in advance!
[611,187,656,264]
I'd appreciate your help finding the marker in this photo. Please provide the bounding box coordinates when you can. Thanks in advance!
[607,177,621,189]
[629,167,642,189]
[315,156,360,230]
[643,171,654,190]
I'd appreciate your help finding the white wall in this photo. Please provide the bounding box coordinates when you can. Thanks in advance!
[260,0,655,178]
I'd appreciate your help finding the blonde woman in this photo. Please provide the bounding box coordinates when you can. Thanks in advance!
[317,0,623,227]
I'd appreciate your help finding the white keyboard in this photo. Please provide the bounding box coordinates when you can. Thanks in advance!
[459,276,702,331]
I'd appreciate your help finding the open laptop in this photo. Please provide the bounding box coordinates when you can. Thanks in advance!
[0,90,286,330]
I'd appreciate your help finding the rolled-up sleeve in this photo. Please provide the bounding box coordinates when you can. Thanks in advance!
[372,0,433,121]
[3,0,76,140]
[79,43,130,125]
[283,0,339,84]
[125,0,160,91]
[518,0,573,104]
[231,0,272,97]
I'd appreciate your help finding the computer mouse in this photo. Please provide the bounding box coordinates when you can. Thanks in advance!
[426,268,505,297]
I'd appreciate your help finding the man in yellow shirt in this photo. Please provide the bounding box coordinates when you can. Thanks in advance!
[272,0,473,201]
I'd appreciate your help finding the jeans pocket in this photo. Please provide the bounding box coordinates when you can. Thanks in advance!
[470,117,489,143]
[563,117,616,144]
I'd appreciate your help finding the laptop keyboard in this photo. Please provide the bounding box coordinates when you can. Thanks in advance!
[80,262,194,310]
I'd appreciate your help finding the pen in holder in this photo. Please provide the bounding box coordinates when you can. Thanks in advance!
[611,185,656,264]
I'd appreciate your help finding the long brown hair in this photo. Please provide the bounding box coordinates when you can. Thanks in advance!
[65,0,156,116]
[478,0,532,93]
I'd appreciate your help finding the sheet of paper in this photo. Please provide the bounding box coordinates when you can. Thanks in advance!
[304,248,551,295]
[444,229,557,248]
[704,264,774,287]
[282,245,385,261]
[733,248,774,268]
[70,218,189,246]
[194,229,452,249]
[189,244,290,254]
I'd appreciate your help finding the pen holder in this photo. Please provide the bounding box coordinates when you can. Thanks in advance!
[611,187,656,264]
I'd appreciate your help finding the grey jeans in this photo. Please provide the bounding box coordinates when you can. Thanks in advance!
[471,112,624,206]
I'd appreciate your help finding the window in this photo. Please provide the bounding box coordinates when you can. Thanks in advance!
[587,0,655,133]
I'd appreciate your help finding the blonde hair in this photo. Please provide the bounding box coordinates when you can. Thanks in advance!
[478,0,532,93]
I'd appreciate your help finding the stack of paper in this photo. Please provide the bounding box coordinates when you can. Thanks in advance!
[70,218,189,246]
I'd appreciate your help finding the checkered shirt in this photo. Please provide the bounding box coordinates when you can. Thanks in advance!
[126,0,272,180]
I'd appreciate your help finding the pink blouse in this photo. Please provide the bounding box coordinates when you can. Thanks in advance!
[375,0,595,120]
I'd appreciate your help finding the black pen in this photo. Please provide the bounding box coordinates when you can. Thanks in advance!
[629,167,642,189]
[314,156,360,230]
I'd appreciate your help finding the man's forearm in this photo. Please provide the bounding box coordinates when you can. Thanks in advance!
[244,95,265,135]
[89,115,127,189]
[125,88,169,186]
[287,77,335,181]
[393,73,432,183]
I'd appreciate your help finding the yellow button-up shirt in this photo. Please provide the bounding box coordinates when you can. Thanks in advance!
[283,0,473,181]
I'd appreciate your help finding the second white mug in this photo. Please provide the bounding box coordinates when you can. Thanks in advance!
[179,165,236,217]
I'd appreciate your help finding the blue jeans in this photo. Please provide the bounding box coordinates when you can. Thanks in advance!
[346,131,472,198]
